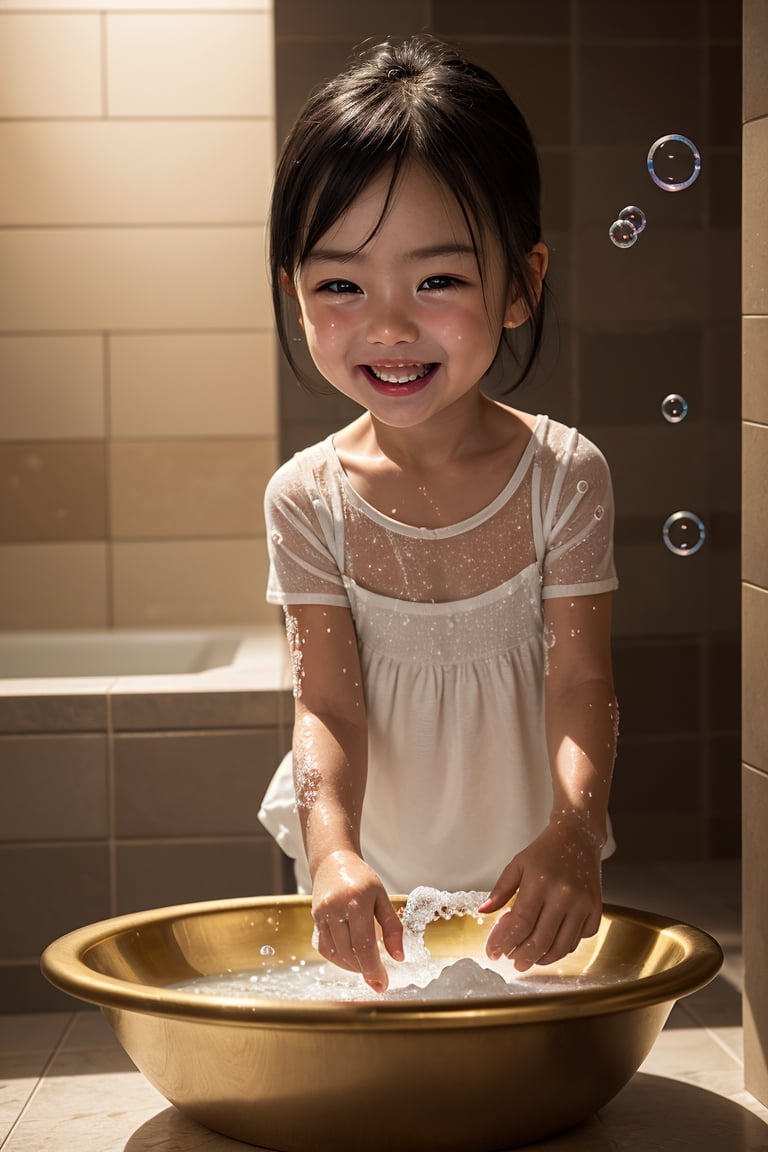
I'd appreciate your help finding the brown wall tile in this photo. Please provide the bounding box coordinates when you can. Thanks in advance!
[743,118,768,316]
[433,0,570,37]
[110,439,275,539]
[0,844,110,958]
[275,0,428,39]
[744,0,768,120]
[0,442,106,544]
[114,729,280,837]
[743,763,768,1103]
[579,0,700,39]
[743,583,768,773]
[578,44,703,147]
[743,422,768,588]
[115,839,282,914]
[743,317,768,424]
[1,735,108,841]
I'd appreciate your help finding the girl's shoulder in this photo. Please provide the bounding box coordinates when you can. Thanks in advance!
[264,436,338,508]
[531,414,611,474]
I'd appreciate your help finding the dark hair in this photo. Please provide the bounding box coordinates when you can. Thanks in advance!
[269,34,547,392]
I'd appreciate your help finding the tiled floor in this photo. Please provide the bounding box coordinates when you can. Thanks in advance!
[1,860,766,1151]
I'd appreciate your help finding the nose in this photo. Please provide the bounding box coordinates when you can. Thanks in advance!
[365,297,418,345]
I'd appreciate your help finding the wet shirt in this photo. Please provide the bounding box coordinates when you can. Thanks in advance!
[259,414,618,894]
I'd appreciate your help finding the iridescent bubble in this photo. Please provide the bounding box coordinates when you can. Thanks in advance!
[260,945,276,957]
[662,511,706,556]
[661,394,689,423]
[618,205,647,234]
[647,134,701,191]
[609,219,637,249]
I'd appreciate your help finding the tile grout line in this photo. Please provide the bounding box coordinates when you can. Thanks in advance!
[0,1012,78,1150]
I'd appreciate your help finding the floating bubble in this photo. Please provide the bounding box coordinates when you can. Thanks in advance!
[618,205,646,234]
[259,944,276,957]
[647,134,701,191]
[609,219,637,248]
[662,511,706,556]
[661,393,689,423]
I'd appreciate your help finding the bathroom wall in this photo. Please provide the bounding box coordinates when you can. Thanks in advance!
[275,1,742,861]
[742,0,768,1109]
[0,0,278,629]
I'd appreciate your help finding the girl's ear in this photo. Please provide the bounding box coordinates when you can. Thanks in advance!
[503,242,549,329]
[279,267,304,327]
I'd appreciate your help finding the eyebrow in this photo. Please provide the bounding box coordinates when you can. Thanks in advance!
[304,242,478,265]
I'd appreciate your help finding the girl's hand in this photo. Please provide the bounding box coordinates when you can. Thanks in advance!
[479,820,603,971]
[311,850,404,993]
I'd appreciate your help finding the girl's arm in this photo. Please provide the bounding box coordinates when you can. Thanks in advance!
[285,603,404,991]
[481,592,617,970]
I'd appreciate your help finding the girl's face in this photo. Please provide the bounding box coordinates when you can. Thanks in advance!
[287,164,545,431]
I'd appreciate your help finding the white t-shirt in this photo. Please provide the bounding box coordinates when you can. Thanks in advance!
[259,414,618,894]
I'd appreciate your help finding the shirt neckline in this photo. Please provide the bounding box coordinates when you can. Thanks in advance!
[323,413,545,540]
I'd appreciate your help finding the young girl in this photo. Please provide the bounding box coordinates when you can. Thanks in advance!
[259,35,619,993]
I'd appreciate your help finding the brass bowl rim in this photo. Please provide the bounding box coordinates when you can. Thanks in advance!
[41,896,723,1029]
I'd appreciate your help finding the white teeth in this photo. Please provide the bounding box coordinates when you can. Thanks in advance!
[368,364,431,384]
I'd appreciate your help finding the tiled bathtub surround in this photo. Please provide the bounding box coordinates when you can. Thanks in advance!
[0,628,292,1013]
[0,2,277,630]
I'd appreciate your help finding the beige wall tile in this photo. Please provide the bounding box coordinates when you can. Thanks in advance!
[0,336,104,440]
[743,422,768,589]
[745,0,768,121]
[743,582,768,774]
[1,735,108,841]
[110,438,276,538]
[0,13,101,117]
[0,543,108,629]
[744,118,768,317]
[114,729,279,836]
[109,332,276,438]
[0,442,106,543]
[0,228,270,332]
[743,763,768,1104]
[743,317,768,425]
[112,538,270,627]
[0,121,273,227]
[106,12,273,117]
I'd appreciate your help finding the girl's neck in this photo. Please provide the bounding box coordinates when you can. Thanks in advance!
[350,391,509,473]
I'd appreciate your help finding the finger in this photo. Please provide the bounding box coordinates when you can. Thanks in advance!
[348,917,389,993]
[376,895,404,962]
[485,896,542,961]
[478,860,523,914]
[314,917,359,974]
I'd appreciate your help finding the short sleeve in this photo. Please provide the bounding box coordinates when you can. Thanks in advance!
[541,432,619,599]
[264,456,350,608]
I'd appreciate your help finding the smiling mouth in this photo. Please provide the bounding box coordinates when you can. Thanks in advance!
[365,363,435,385]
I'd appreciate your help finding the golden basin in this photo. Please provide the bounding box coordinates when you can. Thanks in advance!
[41,896,722,1152]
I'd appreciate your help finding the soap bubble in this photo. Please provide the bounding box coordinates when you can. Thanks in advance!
[662,511,706,556]
[618,205,646,234]
[260,944,276,957]
[661,394,689,423]
[609,219,638,248]
[647,134,701,191]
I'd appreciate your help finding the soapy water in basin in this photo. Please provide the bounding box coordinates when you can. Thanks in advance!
[169,888,622,1003]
